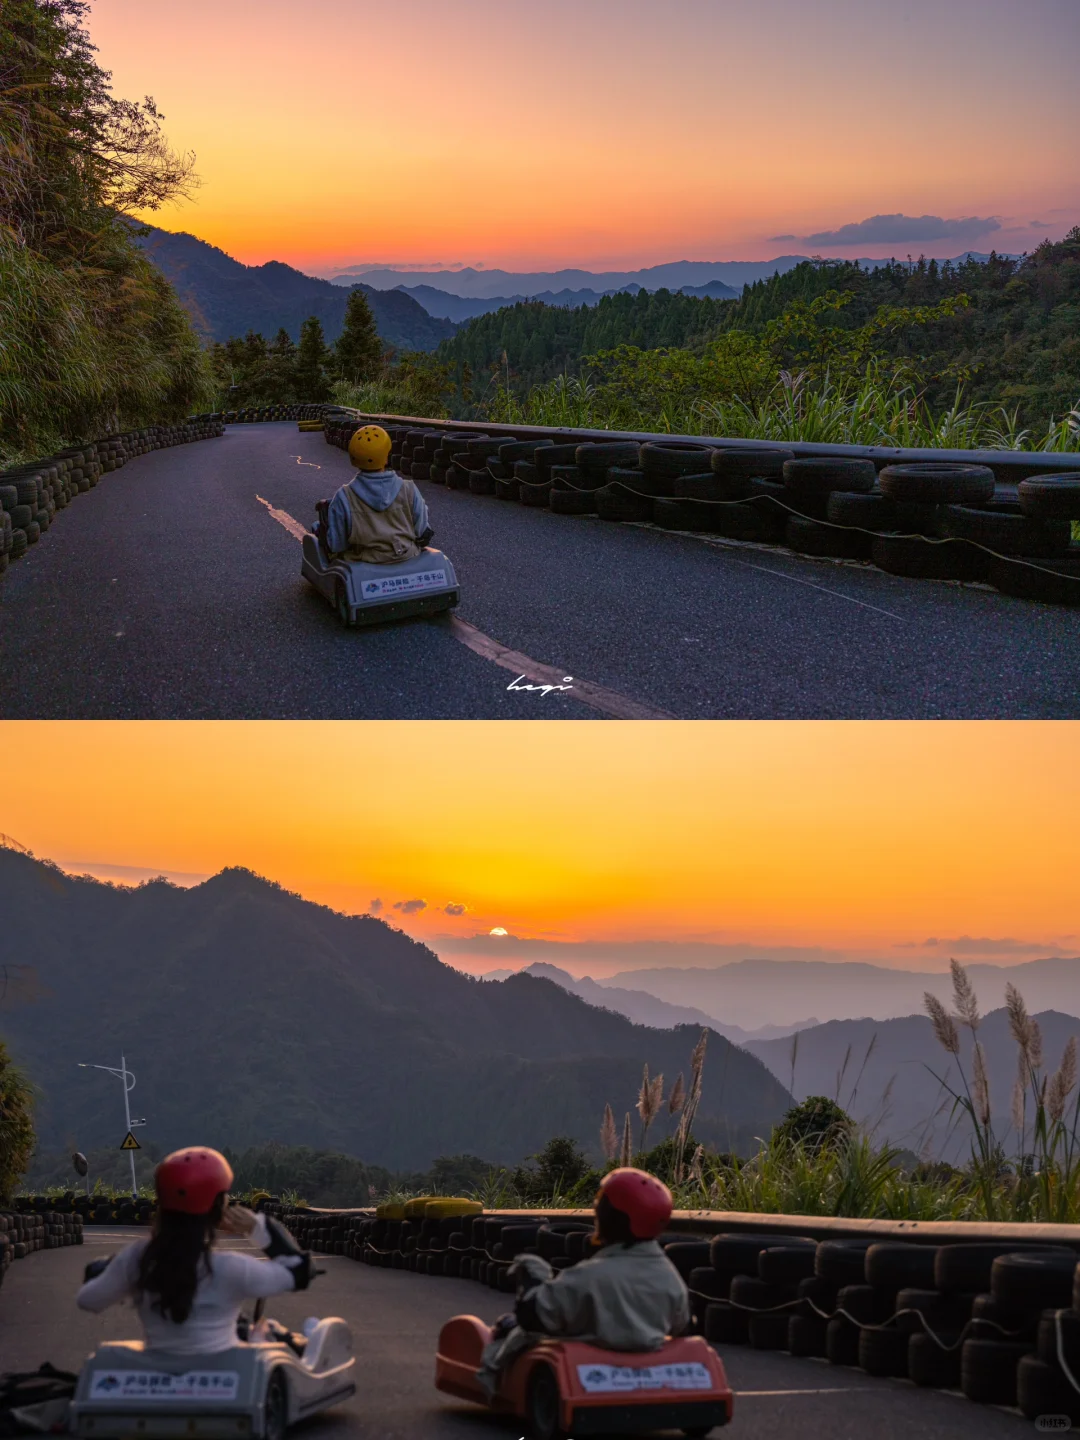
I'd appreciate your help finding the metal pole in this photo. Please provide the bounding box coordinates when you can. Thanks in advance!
[121,1054,137,1199]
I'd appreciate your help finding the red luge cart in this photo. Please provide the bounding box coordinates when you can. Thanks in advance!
[435,1315,734,1440]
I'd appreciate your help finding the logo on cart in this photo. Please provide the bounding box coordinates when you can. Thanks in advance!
[93,1375,121,1392]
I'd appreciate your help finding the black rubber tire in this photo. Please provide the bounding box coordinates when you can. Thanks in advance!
[520,479,553,508]
[836,1284,895,1326]
[895,1287,974,1336]
[871,532,986,582]
[729,1275,797,1310]
[711,1234,815,1272]
[758,1247,818,1285]
[595,480,653,522]
[1018,472,1080,521]
[815,1241,873,1285]
[936,1243,1073,1294]
[782,457,877,497]
[498,439,552,464]
[826,490,901,531]
[944,503,1071,557]
[9,529,27,559]
[468,471,497,495]
[447,462,474,490]
[639,441,713,491]
[785,514,872,559]
[549,464,588,491]
[263,1370,288,1440]
[748,1312,792,1350]
[664,1242,714,1279]
[535,444,581,478]
[971,1291,1039,1340]
[788,1314,828,1357]
[825,1316,861,1366]
[10,504,32,529]
[576,440,640,480]
[550,488,596,515]
[878,462,996,505]
[866,1244,939,1291]
[703,1300,749,1344]
[988,551,1080,604]
[653,498,714,532]
[606,465,666,498]
[993,1252,1080,1312]
[711,447,794,484]
[960,1338,1032,1405]
[711,500,780,542]
[525,1363,566,1440]
[1017,1354,1080,1425]
[673,473,723,501]
[495,478,521,501]
[907,1333,962,1388]
[798,1274,838,1309]
[858,1326,909,1378]
[689,1266,731,1300]
[429,465,448,485]
[485,459,511,481]
[1037,1307,1080,1367]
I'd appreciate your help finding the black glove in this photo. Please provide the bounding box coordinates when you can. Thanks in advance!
[84,1257,111,1283]
[490,1312,516,1340]
[315,499,331,557]
[416,527,434,548]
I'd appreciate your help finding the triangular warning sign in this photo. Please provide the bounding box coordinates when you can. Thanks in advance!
[120,1131,141,1151]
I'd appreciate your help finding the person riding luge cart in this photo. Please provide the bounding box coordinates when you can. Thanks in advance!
[71,1148,355,1440]
[435,1168,734,1440]
[302,423,460,626]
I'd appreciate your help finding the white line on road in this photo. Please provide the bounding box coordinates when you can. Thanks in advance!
[736,1388,859,1396]
[257,496,676,720]
[704,542,905,621]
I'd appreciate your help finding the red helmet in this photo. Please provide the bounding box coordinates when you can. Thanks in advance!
[598,1167,673,1240]
[155,1147,233,1215]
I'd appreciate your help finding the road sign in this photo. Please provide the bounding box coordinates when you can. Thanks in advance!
[120,1131,141,1151]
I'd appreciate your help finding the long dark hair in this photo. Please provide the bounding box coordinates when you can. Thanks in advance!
[592,1191,639,1249]
[136,1194,225,1323]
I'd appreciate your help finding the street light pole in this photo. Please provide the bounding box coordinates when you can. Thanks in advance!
[77,1054,145,1199]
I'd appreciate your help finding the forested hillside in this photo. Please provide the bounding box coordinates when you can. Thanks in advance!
[0,0,213,463]
[0,849,789,1169]
[437,236,1080,435]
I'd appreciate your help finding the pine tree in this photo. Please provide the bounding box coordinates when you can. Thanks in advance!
[294,315,330,401]
[334,289,383,383]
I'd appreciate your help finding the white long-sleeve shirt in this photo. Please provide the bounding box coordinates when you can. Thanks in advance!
[76,1214,296,1355]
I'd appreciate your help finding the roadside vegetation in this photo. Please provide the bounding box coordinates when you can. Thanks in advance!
[18,963,1080,1224]
[0,0,213,465]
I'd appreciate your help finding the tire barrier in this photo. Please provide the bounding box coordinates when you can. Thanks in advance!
[321,409,1080,607]
[0,414,225,577]
[274,1201,1080,1424]
[222,404,325,425]
[0,1208,83,1289]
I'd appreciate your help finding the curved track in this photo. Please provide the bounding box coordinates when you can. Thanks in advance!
[1,424,1078,719]
[0,1228,1030,1439]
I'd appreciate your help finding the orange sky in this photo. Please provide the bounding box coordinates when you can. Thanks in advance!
[85,0,1080,271]
[3,720,1077,972]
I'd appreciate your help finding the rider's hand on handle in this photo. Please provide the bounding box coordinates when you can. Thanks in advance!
[217,1202,258,1237]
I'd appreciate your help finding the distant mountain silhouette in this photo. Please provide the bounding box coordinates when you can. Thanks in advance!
[328,260,799,299]
[0,850,790,1170]
[395,280,740,322]
[605,957,1080,1031]
[746,1007,1080,1161]
[134,227,456,351]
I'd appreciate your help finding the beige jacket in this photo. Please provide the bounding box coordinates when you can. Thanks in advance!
[344,477,421,563]
[530,1241,691,1348]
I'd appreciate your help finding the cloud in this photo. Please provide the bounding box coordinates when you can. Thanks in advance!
[369,898,382,913]
[444,902,467,916]
[393,898,427,915]
[794,213,1001,248]
[896,935,1073,957]
[768,233,797,242]
[1030,220,1053,230]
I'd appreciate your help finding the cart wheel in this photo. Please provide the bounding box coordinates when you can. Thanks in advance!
[524,1364,566,1440]
[263,1369,288,1440]
[335,582,352,627]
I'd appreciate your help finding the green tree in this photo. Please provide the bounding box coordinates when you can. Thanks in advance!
[294,315,331,402]
[333,289,383,384]
[0,1039,35,1201]
[772,1096,854,1155]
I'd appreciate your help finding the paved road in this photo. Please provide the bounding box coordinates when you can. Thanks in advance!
[0,1228,1032,1440]
[1,424,1078,719]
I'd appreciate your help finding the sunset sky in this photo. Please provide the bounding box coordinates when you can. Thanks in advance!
[85,0,1080,272]
[4,720,1078,974]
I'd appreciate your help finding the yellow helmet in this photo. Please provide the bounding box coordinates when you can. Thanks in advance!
[348,424,393,472]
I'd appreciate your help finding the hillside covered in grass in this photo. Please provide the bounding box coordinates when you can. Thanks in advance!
[0,849,790,1170]
[0,0,214,465]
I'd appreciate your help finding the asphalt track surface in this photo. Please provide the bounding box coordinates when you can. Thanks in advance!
[0,1228,1032,1440]
[1,423,1078,719]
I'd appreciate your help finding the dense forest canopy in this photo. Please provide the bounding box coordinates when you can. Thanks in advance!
[0,0,213,462]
